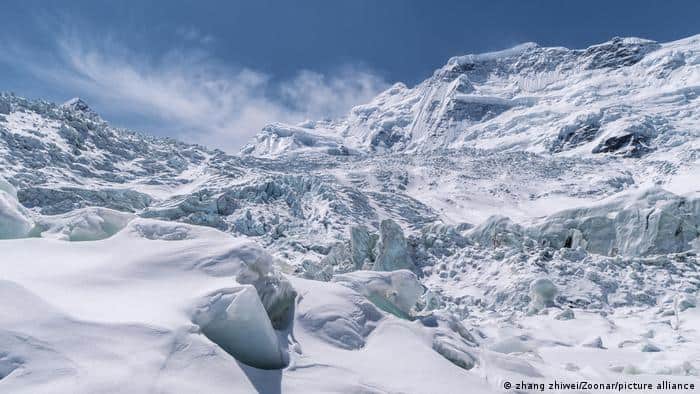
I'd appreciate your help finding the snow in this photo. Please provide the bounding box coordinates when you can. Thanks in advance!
[0,177,17,197]
[333,270,424,319]
[1,34,700,392]
[0,220,495,393]
[31,207,134,241]
[447,42,539,66]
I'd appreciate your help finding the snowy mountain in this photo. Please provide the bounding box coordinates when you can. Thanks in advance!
[1,35,699,393]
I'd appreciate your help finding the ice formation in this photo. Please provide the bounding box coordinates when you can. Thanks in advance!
[0,177,33,239]
[373,219,415,272]
[193,285,289,369]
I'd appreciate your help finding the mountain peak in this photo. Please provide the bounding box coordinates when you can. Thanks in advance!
[446,42,539,67]
[62,97,92,113]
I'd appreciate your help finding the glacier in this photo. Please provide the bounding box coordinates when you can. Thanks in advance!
[1,34,700,393]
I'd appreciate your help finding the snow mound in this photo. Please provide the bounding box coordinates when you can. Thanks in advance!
[30,207,134,241]
[128,218,194,240]
[333,270,424,319]
[2,34,700,392]
[293,277,383,349]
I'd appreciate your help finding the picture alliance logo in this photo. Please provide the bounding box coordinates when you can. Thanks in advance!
[504,380,697,392]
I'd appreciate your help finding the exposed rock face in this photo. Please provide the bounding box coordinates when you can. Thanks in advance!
[373,219,415,272]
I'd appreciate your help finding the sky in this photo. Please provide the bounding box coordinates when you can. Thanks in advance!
[1,0,698,151]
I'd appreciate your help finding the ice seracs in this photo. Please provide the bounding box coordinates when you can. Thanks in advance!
[527,277,558,314]
[530,187,700,256]
[0,177,33,239]
[373,219,415,272]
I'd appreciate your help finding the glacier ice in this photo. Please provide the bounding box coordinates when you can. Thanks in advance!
[677,294,697,312]
[528,278,558,314]
[193,285,289,369]
[432,335,478,370]
[0,182,33,239]
[128,219,193,240]
[19,186,153,215]
[582,336,605,349]
[199,243,298,330]
[530,188,700,256]
[350,225,378,269]
[373,219,415,272]
[554,308,575,320]
[0,177,17,197]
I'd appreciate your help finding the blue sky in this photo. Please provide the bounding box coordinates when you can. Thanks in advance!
[1,0,698,151]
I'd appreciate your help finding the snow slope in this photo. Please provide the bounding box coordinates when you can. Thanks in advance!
[0,219,492,393]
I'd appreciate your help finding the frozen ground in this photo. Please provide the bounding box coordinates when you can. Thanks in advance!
[1,35,699,393]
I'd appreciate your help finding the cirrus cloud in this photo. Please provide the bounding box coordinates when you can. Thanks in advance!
[0,31,388,152]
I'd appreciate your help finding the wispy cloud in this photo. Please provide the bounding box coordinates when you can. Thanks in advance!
[175,26,215,45]
[0,31,388,152]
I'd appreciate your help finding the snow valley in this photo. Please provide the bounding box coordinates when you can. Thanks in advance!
[1,35,699,393]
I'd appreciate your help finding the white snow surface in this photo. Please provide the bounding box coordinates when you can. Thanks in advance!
[1,35,700,393]
[0,220,491,393]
